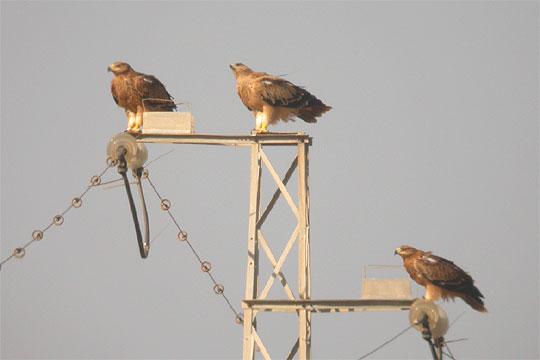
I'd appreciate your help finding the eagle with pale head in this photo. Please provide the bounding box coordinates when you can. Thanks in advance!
[395,245,487,312]
[108,62,176,132]
[230,63,331,133]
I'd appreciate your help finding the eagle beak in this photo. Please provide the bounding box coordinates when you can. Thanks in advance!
[107,66,112,72]
[394,249,399,255]
[229,64,235,70]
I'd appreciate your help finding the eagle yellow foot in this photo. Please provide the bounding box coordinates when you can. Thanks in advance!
[126,127,141,134]
[255,124,269,133]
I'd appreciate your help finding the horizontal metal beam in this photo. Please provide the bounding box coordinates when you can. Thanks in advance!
[242,299,415,313]
[135,132,312,147]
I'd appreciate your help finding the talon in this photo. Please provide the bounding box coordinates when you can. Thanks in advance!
[256,123,269,133]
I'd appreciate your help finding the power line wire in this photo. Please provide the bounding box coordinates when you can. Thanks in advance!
[450,311,466,328]
[144,149,175,168]
[99,150,176,190]
[357,324,414,359]
[151,221,173,244]
[0,155,242,325]
[443,346,456,360]
[0,163,112,270]
[145,172,243,324]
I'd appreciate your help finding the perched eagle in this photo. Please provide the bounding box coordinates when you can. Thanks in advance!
[108,62,176,132]
[229,63,331,133]
[395,245,487,312]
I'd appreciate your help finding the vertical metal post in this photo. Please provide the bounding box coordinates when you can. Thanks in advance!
[297,142,311,359]
[242,138,312,360]
[243,143,262,360]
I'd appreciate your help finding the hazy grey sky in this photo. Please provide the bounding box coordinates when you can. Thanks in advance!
[1,1,538,359]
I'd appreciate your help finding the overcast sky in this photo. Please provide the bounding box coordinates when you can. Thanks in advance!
[1,1,538,359]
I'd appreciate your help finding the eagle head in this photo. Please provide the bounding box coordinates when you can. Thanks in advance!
[394,245,417,257]
[108,62,132,75]
[229,63,252,77]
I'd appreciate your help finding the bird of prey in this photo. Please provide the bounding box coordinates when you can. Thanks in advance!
[395,245,487,312]
[108,62,176,132]
[229,63,331,133]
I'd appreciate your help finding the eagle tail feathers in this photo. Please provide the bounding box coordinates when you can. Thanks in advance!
[451,286,487,313]
[438,284,487,313]
[298,105,332,123]
[463,294,488,313]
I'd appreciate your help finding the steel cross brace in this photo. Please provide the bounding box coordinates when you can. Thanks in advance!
[242,140,312,360]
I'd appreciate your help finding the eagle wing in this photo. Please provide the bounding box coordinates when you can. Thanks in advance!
[110,80,122,106]
[414,252,473,292]
[131,74,176,111]
[414,252,487,312]
[254,76,308,108]
[231,63,331,129]
[111,85,119,105]
[253,75,331,123]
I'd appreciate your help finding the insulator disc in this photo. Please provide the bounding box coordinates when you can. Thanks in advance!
[106,133,148,170]
[408,299,449,338]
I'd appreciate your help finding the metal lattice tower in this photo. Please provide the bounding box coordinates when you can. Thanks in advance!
[242,135,312,360]
[137,132,413,360]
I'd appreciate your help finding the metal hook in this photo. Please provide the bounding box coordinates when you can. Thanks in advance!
[116,146,150,259]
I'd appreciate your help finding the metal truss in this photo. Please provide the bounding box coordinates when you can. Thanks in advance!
[137,133,413,360]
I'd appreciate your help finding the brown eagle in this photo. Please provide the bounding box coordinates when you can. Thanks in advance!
[108,62,176,132]
[229,63,331,133]
[395,245,487,312]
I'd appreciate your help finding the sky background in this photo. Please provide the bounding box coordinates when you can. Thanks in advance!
[1,1,538,359]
